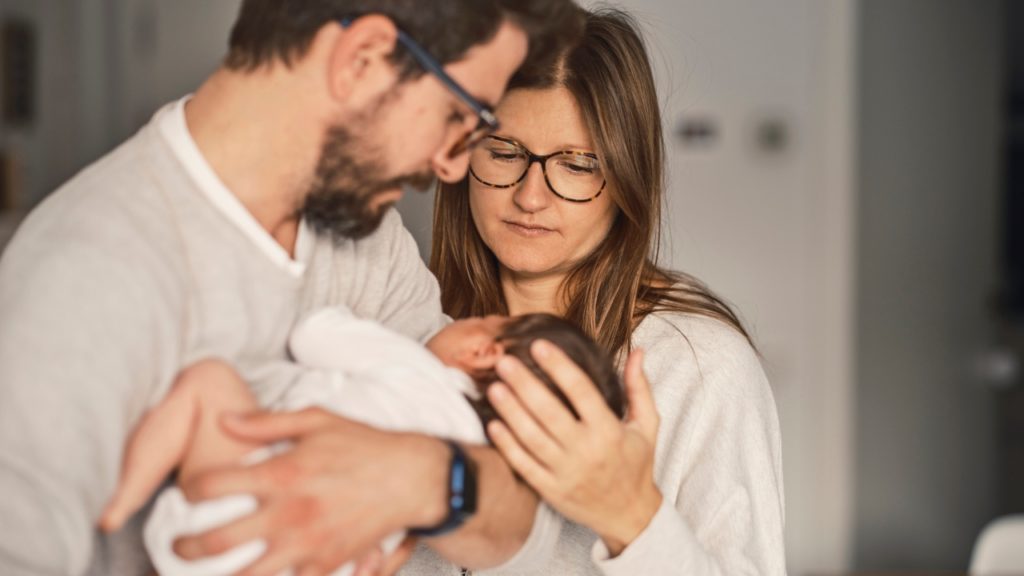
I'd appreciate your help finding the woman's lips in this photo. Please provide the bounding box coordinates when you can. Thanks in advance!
[503,220,555,237]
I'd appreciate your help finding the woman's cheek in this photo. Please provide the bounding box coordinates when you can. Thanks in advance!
[577,207,619,259]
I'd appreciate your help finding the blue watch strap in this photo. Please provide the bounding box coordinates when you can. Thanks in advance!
[410,441,477,537]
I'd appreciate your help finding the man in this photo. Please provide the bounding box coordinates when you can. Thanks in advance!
[0,1,583,574]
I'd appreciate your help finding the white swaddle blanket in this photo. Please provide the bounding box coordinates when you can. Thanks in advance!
[145,308,486,575]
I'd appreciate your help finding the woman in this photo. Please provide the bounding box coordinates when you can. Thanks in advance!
[429,7,785,575]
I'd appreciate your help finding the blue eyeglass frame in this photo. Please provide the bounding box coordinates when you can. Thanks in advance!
[340,17,500,154]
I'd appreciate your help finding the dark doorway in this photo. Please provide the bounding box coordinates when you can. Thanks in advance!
[995,0,1024,517]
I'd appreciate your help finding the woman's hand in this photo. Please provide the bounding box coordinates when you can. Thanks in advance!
[486,342,663,556]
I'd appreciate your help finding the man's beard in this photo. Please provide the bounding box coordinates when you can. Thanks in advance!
[302,124,435,242]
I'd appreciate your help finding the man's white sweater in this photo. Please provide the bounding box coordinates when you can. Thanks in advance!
[0,99,447,575]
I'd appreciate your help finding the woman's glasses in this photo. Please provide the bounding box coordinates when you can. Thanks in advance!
[469,136,607,203]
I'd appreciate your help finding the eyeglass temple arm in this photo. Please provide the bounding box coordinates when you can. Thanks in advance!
[340,17,497,127]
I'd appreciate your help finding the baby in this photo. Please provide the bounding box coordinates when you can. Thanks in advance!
[100,309,624,576]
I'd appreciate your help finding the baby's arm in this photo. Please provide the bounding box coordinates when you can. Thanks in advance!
[100,360,263,531]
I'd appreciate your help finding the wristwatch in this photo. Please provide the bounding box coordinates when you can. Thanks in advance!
[410,440,478,537]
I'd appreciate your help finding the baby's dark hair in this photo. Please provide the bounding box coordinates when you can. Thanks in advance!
[471,314,625,431]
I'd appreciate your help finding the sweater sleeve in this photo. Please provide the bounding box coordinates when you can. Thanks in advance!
[591,315,786,576]
[0,238,184,575]
[476,502,562,574]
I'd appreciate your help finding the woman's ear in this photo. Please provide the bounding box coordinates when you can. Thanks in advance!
[324,14,400,106]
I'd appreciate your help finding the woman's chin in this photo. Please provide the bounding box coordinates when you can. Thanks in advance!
[497,258,568,281]
[485,236,573,280]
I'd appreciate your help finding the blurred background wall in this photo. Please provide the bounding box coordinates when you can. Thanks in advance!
[0,0,242,210]
[854,0,1001,570]
[0,1,1015,574]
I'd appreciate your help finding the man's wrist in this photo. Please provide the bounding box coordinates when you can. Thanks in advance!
[410,441,478,537]
[407,435,451,528]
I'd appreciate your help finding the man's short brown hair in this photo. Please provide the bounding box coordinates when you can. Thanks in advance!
[225,0,583,84]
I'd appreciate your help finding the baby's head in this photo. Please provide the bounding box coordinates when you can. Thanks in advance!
[426,314,625,427]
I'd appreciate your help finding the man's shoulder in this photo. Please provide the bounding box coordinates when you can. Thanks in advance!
[355,208,414,252]
[305,207,443,340]
[9,123,186,258]
[309,207,424,283]
[2,125,191,284]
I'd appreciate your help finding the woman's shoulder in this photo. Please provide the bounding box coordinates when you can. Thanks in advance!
[634,310,756,362]
[633,310,769,401]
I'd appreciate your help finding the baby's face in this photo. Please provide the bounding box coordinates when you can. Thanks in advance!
[426,315,510,374]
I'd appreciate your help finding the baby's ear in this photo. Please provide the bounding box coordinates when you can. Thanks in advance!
[462,340,506,371]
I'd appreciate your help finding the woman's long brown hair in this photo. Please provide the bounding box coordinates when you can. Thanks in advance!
[431,7,752,357]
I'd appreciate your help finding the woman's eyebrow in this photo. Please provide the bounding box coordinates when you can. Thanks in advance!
[491,135,598,154]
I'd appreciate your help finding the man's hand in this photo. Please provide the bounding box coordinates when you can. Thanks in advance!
[173,408,448,576]
[352,536,419,576]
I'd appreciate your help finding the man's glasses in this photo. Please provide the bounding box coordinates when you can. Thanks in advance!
[469,136,607,203]
[341,18,499,156]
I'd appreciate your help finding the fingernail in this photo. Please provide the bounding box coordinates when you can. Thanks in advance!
[487,420,506,438]
[533,340,552,359]
[496,356,515,375]
[172,538,199,559]
[358,550,382,576]
[488,384,508,402]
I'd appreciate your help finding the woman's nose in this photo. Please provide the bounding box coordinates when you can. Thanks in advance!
[512,162,551,213]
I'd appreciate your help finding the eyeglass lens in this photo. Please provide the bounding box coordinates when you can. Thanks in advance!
[469,137,605,201]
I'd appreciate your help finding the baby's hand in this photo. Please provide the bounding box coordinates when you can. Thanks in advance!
[100,360,263,532]
[98,413,178,533]
[98,480,139,532]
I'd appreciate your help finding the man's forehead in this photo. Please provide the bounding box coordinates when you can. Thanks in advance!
[444,21,529,109]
